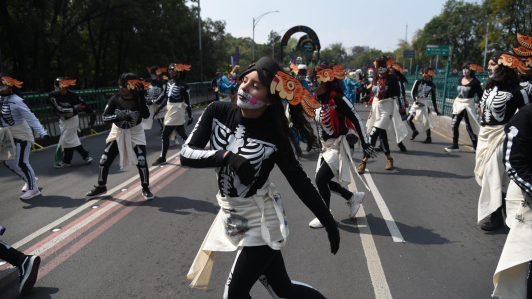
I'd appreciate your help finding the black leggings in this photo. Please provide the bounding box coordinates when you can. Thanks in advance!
[224,245,326,299]
[4,139,37,191]
[0,240,25,268]
[98,141,149,188]
[63,145,89,164]
[366,127,390,156]
[406,113,431,137]
[451,111,477,148]
[161,125,188,158]
[315,158,353,207]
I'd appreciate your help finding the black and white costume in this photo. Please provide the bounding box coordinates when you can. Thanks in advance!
[183,102,335,298]
[0,239,40,295]
[155,77,191,159]
[408,79,438,137]
[49,90,93,164]
[449,78,483,149]
[492,104,532,298]
[142,78,167,130]
[0,94,47,196]
[97,95,150,188]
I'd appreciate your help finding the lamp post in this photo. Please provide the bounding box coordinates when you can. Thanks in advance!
[483,21,489,69]
[253,11,279,61]
[198,0,203,83]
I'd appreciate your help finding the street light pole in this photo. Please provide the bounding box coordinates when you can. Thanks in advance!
[198,0,203,83]
[252,11,279,61]
[483,21,489,69]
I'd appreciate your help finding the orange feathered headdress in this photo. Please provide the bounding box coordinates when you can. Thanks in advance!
[468,63,484,72]
[427,69,436,77]
[174,64,191,72]
[513,33,532,57]
[290,62,299,75]
[126,80,150,90]
[1,76,23,88]
[392,63,404,74]
[270,71,321,117]
[58,79,76,88]
[316,68,344,84]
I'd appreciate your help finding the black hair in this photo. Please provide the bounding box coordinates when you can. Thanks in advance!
[391,69,408,83]
[178,71,187,80]
[485,58,520,90]
[117,72,140,97]
[0,73,22,96]
[149,66,159,74]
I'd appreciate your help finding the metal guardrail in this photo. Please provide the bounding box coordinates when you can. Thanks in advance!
[21,82,216,138]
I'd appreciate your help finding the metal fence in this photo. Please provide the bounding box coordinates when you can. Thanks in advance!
[21,82,215,138]
[404,64,488,116]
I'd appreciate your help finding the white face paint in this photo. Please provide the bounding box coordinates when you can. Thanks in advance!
[236,89,267,109]
[378,67,387,74]
[0,85,8,92]
[54,85,62,91]
[463,69,470,76]
[150,74,157,80]
[488,67,502,79]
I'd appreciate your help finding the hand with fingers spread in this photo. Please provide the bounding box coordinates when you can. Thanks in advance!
[364,145,378,158]
[223,151,255,186]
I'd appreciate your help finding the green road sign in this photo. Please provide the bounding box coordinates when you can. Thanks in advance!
[426,45,450,56]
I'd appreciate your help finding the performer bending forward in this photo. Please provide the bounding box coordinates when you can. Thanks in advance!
[0,74,49,200]
[86,73,153,200]
[408,67,440,144]
[183,57,339,298]
[307,64,377,228]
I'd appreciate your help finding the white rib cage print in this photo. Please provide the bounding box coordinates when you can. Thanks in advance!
[0,97,15,126]
[481,86,513,123]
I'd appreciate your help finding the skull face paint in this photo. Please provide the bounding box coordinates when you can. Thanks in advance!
[237,89,267,109]
[378,67,387,74]
[150,74,157,80]
[463,69,471,76]
[488,67,502,79]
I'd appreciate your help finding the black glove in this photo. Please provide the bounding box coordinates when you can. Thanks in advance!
[43,135,52,143]
[364,145,378,158]
[118,113,132,122]
[224,151,255,186]
[89,114,97,127]
[187,117,193,126]
[346,134,358,149]
[326,225,340,255]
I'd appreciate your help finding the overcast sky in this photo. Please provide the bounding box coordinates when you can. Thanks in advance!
[195,0,479,52]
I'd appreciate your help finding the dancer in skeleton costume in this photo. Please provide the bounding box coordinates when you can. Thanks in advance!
[491,103,532,299]
[183,57,338,298]
[444,62,484,152]
[142,66,167,132]
[407,67,441,144]
[50,77,96,168]
[152,63,193,166]
[475,52,529,231]
[85,73,153,200]
[306,64,377,228]
[0,238,41,295]
[0,74,49,200]
[513,33,532,100]
[357,57,408,174]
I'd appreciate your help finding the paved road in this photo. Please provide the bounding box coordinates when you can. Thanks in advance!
[0,104,508,299]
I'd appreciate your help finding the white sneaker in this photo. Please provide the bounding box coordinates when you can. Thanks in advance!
[346,192,365,218]
[20,190,41,200]
[22,177,38,193]
[309,217,324,228]
[85,156,93,164]
[174,139,180,146]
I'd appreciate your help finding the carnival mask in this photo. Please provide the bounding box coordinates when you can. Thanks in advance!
[378,67,387,74]
[236,88,267,109]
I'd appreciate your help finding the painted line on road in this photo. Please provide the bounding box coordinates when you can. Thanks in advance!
[8,151,182,251]
[363,169,405,243]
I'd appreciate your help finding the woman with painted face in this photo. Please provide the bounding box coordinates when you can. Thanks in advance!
[357,57,407,174]
[142,66,167,132]
[475,52,529,231]
[407,68,440,144]
[85,73,153,200]
[49,77,96,168]
[380,63,408,152]
[0,74,50,200]
[152,63,193,166]
[307,64,377,228]
[182,57,338,298]
[444,62,483,152]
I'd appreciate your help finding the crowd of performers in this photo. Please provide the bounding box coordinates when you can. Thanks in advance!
[2,31,532,297]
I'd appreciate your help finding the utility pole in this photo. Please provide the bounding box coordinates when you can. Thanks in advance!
[198,0,203,83]
[252,11,279,61]
[405,23,408,44]
[483,22,489,68]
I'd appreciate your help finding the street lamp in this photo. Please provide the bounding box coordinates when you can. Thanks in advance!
[253,10,279,61]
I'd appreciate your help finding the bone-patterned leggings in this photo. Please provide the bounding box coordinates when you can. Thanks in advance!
[97,141,149,188]
[3,139,38,191]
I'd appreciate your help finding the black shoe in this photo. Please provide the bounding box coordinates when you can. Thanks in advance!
[422,137,432,144]
[375,145,383,152]
[398,143,407,152]
[142,187,154,200]
[445,145,459,152]
[410,131,419,140]
[18,255,40,295]
[152,157,167,166]
[480,210,504,231]
[86,185,107,198]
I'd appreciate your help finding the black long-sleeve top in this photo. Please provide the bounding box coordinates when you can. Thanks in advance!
[157,78,192,119]
[503,104,532,198]
[411,79,438,113]
[456,78,483,101]
[520,77,532,99]
[315,92,370,149]
[49,90,94,120]
[180,101,336,229]
[479,82,527,126]
[145,79,167,104]
[102,95,150,129]
[371,74,405,110]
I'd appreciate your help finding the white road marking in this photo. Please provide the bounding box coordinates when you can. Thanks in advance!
[363,169,405,243]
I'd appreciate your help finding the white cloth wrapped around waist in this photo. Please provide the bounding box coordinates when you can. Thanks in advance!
[409,98,434,133]
[492,180,532,299]
[59,115,81,149]
[164,102,188,126]
[475,125,508,222]
[452,97,480,135]
[0,120,34,162]
[366,97,408,143]
[187,181,288,290]
[106,123,146,169]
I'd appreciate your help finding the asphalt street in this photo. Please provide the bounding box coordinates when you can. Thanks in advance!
[0,104,508,299]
